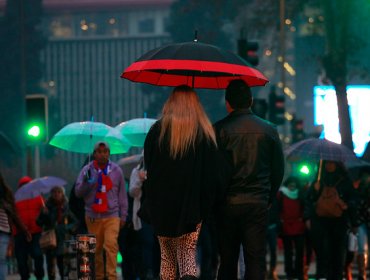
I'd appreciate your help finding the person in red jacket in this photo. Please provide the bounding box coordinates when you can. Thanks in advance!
[277,176,305,280]
[14,176,45,280]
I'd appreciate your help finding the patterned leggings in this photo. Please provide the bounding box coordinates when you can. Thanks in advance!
[157,224,201,280]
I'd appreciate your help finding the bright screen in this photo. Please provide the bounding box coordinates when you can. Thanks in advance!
[314,85,370,156]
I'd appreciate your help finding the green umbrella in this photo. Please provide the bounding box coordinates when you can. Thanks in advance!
[116,118,156,147]
[49,121,131,154]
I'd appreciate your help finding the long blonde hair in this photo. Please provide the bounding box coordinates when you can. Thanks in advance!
[159,85,217,159]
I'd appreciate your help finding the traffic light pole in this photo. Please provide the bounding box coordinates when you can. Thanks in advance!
[34,145,40,178]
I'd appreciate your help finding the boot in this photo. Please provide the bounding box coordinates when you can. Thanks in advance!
[357,254,367,280]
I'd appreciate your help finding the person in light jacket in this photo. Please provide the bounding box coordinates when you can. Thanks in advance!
[75,141,128,280]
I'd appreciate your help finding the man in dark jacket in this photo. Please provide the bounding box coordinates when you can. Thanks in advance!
[214,80,285,280]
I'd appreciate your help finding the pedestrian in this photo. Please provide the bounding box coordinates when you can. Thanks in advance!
[75,141,129,280]
[213,79,285,280]
[36,185,78,280]
[14,176,45,280]
[277,176,305,280]
[344,167,370,280]
[138,85,231,280]
[0,172,31,280]
[304,160,358,280]
[128,158,160,279]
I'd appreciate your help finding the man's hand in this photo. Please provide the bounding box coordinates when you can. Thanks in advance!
[120,220,126,229]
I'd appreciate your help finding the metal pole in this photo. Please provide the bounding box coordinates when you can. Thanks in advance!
[34,145,40,178]
[279,0,286,91]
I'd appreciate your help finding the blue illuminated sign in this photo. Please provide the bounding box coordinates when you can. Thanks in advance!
[314,85,370,156]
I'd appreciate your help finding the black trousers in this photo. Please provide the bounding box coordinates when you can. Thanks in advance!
[14,233,44,280]
[311,217,348,280]
[282,235,305,280]
[217,203,268,280]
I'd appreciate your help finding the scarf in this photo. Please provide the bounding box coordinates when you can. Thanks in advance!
[92,160,113,213]
[280,186,299,199]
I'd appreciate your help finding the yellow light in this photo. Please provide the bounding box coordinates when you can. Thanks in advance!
[283,62,296,76]
[285,112,293,121]
[285,19,292,25]
[283,87,296,100]
[81,24,89,31]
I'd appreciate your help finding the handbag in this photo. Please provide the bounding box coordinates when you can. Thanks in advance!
[39,229,57,250]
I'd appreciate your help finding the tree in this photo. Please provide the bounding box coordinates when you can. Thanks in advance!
[238,0,370,150]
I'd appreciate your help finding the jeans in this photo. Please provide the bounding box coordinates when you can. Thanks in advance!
[0,232,10,280]
[14,233,44,280]
[358,224,368,255]
[217,203,268,280]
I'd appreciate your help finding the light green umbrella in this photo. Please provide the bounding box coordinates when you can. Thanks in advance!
[116,118,156,147]
[49,121,131,154]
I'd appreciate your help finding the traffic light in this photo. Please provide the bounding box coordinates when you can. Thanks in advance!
[268,86,285,125]
[298,163,311,176]
[252,98,268,119]
[291,118,305,143]
[25,94,48,144]
[238,39,259,66]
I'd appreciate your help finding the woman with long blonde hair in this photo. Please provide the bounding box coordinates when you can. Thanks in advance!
[138,85,230,280]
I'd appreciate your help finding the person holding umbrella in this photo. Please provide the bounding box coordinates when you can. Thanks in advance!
[213,79,285,280]
[138,85,231,280]
[304,160,358,280]
[75,141,128,280]
[13,176,45,280]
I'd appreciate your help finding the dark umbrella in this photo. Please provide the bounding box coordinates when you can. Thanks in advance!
[285,138,360,164]
[285,138,361,181]
[121,40,268,89]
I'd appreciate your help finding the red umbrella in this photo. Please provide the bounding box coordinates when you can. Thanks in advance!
[121,41,268,89]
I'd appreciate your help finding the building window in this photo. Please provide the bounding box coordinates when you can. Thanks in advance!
[138,18,154,33]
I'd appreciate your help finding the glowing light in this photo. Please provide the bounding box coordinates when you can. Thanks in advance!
[284,62,296,76]
[300,165,310,175]
[28,125,41,137]
[314,85,370,156]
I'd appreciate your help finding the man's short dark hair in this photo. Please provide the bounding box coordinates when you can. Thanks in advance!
[225,79,252,109]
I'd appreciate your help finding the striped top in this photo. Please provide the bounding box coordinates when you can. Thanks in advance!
[0,208,10,233]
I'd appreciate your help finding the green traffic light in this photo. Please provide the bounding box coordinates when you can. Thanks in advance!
[299,165,310,175]
[27,125,41,137]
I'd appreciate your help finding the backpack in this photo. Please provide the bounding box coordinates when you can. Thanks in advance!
[315,180,348,218]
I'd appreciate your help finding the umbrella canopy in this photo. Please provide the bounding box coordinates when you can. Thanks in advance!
[121,41,268,89]
[49,121,131,154]
[116,118,156,147]
[14,176,67,202]
[118,154,143,180]
[285,138,360,164]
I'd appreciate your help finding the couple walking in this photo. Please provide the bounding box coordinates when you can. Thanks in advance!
[139,80,285,280]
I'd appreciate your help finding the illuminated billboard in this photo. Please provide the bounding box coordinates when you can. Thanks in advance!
[314,85,370,156]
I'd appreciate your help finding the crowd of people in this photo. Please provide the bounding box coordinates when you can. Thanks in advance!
[0,79,369,280]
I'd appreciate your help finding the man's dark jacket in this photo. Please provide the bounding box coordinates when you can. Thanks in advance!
[214,108,285,205]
